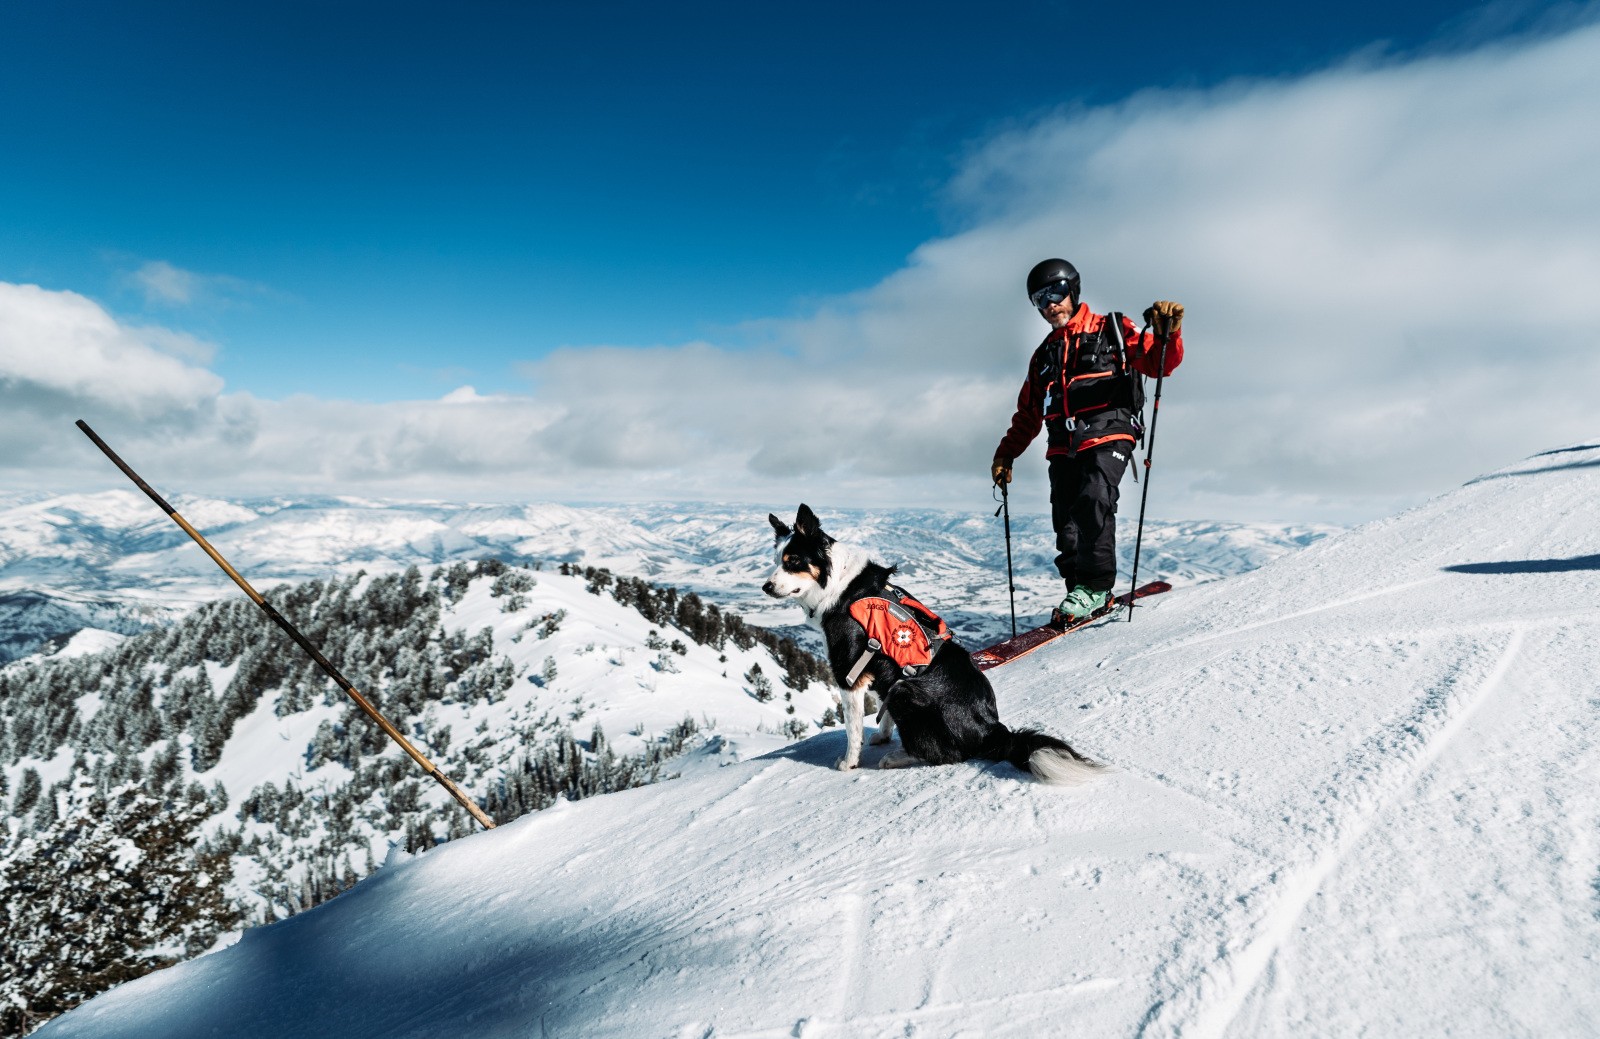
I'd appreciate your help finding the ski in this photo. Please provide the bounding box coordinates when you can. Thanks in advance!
[970,580,1172,671]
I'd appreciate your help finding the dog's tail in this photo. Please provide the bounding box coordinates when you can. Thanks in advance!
[1001,727,1104,786]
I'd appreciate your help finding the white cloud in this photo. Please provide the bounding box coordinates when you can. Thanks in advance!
[10,22,1600,522]
[124,259,269,311]
[505,19,1600,521]
[0,283,224,418]
[129,260,202,306]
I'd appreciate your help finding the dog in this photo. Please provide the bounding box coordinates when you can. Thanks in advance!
[762,504,1101,784]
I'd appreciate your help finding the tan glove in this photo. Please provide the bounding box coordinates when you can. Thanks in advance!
[1144,300,1184,338]
[991,456,1013,486]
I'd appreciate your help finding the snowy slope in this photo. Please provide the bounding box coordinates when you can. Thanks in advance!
[36,442,1600,1038]
[0,493,1337,661]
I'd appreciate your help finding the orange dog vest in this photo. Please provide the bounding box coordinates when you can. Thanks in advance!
[844,586,951,683]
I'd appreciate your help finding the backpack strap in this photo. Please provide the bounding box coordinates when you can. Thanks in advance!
[844,638,881,685]
[887,585,951,646]
[1113,312,1152,446]
[1105,311,1129,378]
[1103,312,1149,447]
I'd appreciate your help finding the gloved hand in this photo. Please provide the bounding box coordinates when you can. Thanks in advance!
[1144,300,1184,338]
[991,456,1013,486]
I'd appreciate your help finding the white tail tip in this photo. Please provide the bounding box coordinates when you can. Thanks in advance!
[1029,748,1104,786]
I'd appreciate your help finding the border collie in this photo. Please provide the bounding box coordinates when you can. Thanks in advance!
[763,504,1101,784]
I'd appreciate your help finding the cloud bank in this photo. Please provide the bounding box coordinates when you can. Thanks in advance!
[6,22,1599,522]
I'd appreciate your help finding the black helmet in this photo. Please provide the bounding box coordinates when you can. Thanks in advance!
[1026,258,1079,309]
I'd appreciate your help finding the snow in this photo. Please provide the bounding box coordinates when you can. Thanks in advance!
[33,441,1600,1038]
[0,493,1338,660]
[49,626,127,659]
[198,675,332,802]
[420,568,837,762]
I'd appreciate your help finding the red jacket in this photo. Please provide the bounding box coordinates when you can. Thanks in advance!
[995,303,1183,461]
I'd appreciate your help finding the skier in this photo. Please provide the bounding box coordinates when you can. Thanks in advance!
[990,258,1185,621]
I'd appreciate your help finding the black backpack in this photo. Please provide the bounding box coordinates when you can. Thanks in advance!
[1055,312,1146,433]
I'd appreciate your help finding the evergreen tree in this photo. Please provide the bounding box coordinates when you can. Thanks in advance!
[0,783,243,1037]
[10,767,40,817]
[149,740,183,791]
[744,663,774,702]
[30,783,61,830]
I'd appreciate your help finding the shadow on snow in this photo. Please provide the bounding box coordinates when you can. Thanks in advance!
[1443,554,1600,575]
[1466,458,1600,483]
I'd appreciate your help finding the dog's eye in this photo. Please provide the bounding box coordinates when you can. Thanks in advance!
[782,556,805,572]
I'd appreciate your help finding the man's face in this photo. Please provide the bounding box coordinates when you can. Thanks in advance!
[1039,296,1074,329]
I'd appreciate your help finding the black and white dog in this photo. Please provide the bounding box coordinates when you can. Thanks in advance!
[763,504,1101,784]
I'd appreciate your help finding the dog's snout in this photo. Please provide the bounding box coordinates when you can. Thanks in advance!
[762,580,778,597]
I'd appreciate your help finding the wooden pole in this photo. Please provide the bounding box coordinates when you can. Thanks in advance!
[75,419,495,830]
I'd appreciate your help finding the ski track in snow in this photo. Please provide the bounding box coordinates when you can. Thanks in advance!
[1143,627,1529,1038]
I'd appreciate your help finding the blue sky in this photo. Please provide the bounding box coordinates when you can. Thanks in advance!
[3,1,1598,522]
[1,0,1563,396]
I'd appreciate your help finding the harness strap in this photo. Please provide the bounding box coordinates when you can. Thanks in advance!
[1106,311,1127,372]
[845,638,881,685]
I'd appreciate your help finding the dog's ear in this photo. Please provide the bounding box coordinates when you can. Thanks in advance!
[768,513,791,539]
[795,503,821,536]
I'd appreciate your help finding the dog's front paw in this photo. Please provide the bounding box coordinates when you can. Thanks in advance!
[834,757,856,772]
[868,730,891,746]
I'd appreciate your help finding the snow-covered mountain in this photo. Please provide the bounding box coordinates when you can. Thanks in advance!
[0,589,156,663]
[0,492,1338,662]
[34,439,1600,1038]
[1,557,830,916]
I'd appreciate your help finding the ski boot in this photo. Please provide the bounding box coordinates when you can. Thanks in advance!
[1052,585,1111,627]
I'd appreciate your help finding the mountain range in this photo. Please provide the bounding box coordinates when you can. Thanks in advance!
[0,492,1338,663]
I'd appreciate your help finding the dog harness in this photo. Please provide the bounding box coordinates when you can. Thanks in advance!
[844,585,952,684]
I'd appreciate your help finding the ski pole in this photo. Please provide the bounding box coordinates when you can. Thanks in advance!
[994,479,1017,637]
[1127,330,1169,622]
[75,419,495,830]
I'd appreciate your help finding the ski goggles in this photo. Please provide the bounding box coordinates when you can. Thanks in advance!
[1029,280,1074,309]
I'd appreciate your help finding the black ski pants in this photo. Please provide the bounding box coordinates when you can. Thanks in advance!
[1048,443,1132,592]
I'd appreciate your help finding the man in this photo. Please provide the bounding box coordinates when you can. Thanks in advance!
[991,258,1185,620]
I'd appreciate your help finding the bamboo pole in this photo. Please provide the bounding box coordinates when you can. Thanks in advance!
[75,419,495,830]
